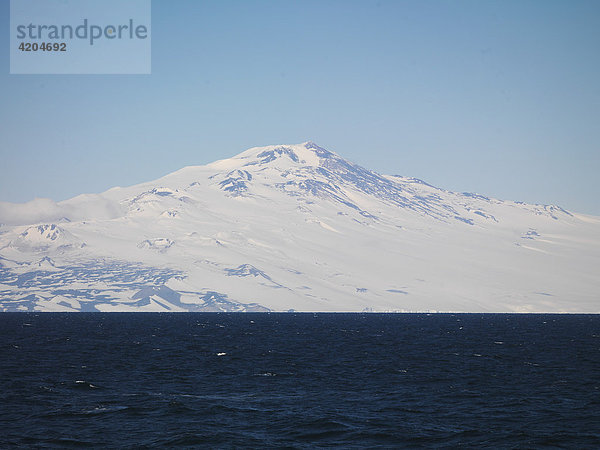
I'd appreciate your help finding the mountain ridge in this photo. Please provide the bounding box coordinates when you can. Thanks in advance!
[0,142,598,312]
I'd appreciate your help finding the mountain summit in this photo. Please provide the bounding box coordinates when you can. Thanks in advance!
[208,141,335,169]
[0,142,598,312]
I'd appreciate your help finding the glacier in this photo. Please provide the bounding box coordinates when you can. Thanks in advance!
[0,142,598,312]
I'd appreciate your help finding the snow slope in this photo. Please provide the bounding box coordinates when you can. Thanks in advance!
[1,142,598,312]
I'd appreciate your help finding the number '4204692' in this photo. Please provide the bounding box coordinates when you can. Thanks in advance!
[18,42,67,52]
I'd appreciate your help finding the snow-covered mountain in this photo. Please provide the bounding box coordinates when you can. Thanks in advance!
[1,142,598,312]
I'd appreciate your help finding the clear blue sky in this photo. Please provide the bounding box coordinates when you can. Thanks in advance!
[1,0,599,214]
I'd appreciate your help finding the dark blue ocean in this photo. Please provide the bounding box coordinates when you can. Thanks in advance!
[1,313,599,448]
